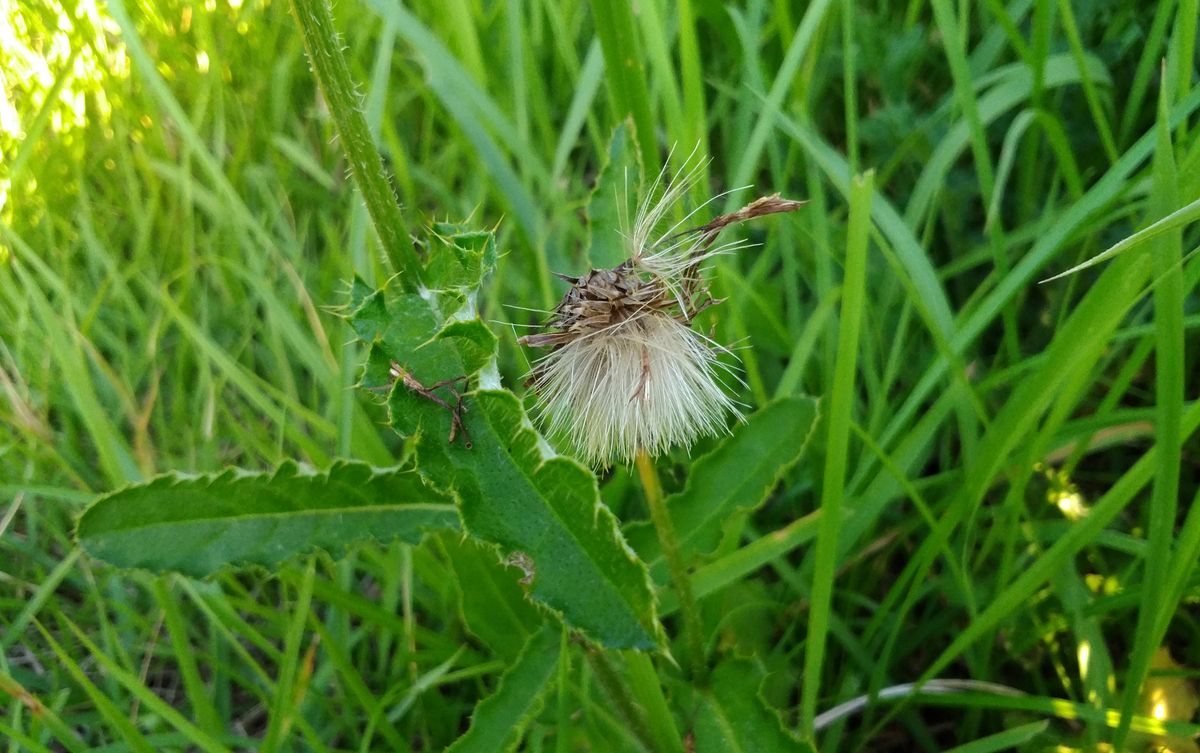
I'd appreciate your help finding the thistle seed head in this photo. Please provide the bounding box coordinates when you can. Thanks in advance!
[519,159,803,467]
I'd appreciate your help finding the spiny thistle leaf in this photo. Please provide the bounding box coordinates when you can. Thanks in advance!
[626,396,820,582]
[426,221,499,290]
[440,534,545,659]
[446,625,561,753]
[350,228,661,650]
[76,461,458,576]
[436,319,499,376]
[695,658,810,753]
[449,390,660,648]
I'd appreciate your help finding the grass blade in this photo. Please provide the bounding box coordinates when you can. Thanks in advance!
[58,615,236,753]
[0,670,90,753]
[921,396,1200,684]
[930,0,997,209]
[588,0,659,175]
[1112,69,1185,751]
[261,561,316,753]
[1039,194,1200,282]
[620,652,685,753]
[801,170,873,737]
[943,721,1050,753]
[34,622,156,753]
[152,578,223,737]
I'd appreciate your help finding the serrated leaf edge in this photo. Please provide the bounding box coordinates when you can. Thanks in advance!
[466,389,664,651]
[445,625,561,753]
[628,396,823,568]
[75,460,460,578]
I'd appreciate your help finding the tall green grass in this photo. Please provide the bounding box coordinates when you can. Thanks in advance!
[2,0,1199,750]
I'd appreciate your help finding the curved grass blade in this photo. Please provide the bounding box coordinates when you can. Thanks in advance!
[1039,194,1200,282]
[919,396,1200,686]
[587,121,642,270]
[1112,71,1186,752]
[589,0,658,175]
[58,615,237,753]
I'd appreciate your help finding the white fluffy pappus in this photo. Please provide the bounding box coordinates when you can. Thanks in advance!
[519,158,803,467]
[531,314,742,467]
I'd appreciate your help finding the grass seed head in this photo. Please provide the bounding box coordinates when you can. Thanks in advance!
[519,158,803,467]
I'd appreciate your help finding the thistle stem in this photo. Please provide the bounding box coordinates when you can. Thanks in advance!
[288,0,422,283]
[635,450,705,682]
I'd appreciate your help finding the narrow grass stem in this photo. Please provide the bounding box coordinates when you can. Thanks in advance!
[801,170,874,738]
[585,648,657,751]
[289,0,423,282]
[1113,71,1184,752]
[622,651,686,753]
[588,0,660,176]
[635,450,705,683]
[555,628,572,753]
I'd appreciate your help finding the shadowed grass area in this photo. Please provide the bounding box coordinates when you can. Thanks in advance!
[3,0,1200,750]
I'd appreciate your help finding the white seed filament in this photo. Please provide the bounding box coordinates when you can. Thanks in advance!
[531,314,738,467]
[519,153,802,467]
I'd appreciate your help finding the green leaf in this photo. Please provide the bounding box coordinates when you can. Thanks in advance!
[353,279,660,650]
[589,0,659,176]
[1039,194,1200,282]
[426,222,499,291]
[627,397,820,580]
[446,625,561,753]
[442,534,544,659]
[76,461,458,576]
[587,121,642,269]
[58,615,236,753]
[437,319,500,376]
[436,390,660,649]
[1113,68,1186,752]
[35,623,156,753]
[803,169,873,735]
[694,658,807,753]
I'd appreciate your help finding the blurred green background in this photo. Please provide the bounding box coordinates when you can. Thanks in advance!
[3,0,1200,750]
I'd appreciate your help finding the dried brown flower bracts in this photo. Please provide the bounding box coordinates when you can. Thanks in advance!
[519,161,803,467]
